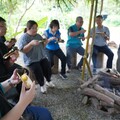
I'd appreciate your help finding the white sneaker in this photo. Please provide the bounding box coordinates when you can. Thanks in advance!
[46,81,55,87]
[40,85,47,93]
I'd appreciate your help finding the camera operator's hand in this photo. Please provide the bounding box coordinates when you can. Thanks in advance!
[19,81,36,107]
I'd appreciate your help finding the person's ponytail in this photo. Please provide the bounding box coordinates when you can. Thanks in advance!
[24,28,27,33]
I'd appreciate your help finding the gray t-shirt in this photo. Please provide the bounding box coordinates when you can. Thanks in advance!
[90,26,110,46]
[16,33,46,66]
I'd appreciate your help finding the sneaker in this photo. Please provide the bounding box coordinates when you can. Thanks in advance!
[67,69,71,73]
[46,81,55,87]
[40,85,47,93]
[76,66,82,72]
[92,68,97,75]
[60,74,67,79]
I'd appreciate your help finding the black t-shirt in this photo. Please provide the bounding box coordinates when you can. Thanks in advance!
[0,36,6,44]
[0,36,9,81]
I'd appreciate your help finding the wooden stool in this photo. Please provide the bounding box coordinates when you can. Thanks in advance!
[51,56,59,74]
[96,53,104,68]
[71,53,77,69]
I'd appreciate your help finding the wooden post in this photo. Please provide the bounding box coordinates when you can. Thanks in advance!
[96,53,104,68]
[51,56,59,74]
[71,53,77,68]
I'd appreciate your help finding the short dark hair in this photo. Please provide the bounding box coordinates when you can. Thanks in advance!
[24,20,38,33]
[96,15,103,19]
[76,16,83,22]
[49,19,60,29]
[0,17,6,22]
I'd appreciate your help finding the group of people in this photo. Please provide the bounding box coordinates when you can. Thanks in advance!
[0,14,114,120]
[0,17,53,120]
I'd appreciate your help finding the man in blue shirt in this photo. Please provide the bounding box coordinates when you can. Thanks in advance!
[66,16,86,72]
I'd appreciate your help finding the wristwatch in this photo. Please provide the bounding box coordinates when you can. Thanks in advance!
[8,80,17,87]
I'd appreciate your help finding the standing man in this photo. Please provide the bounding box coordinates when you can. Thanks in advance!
[66,16,86,72]
[90,15,114,73]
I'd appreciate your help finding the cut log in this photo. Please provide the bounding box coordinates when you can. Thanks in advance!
[99,71,120,82]
[82,88,114,106]
[80,75,100,89]
[99,76,120,85]
[94,84,120,105]
[100,100,114,107]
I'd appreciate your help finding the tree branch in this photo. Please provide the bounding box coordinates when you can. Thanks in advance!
[15,0,35,34]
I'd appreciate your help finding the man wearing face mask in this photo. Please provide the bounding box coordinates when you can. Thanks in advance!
[66,16,87,73]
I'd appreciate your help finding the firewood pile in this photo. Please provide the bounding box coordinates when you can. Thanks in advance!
[80,69,120,115]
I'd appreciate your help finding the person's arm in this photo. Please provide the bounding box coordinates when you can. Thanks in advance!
[1,81,36,120]
[1,101,27,120]
[1,69,20,93]
[69,26,86,37]
[43,31,57,44]
[103,28,110,41]
[22,40,40,53]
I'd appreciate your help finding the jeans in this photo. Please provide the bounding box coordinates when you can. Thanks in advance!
[66,46,86,69]
[23,106,53,120]
[92,45,114,69]
[28,58,51,86]
[45,48,66,74]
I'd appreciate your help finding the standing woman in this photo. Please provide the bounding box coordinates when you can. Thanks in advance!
[16,20,54,93]
[43,19,67,79]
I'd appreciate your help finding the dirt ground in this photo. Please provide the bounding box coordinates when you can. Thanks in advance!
[31,69,120,120]
[15,26,120,119]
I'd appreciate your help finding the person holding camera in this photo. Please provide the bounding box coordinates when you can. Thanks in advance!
[0,69,53,120]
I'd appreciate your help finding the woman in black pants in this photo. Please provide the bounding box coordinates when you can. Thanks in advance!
[16,20,55,93]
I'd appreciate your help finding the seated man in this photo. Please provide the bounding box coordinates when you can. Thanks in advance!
[0,16,22,81]
[0,16,24,101]
[0,69,53,120]
[66,16,86,72]
[90,15,114,73]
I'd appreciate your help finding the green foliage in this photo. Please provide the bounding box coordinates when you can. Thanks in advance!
[1,0,120,40]
[37,16,48,28]
[5,16,48,40]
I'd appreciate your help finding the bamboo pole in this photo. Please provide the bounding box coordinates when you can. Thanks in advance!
[82,0,95,80]
[100,0,104,15]
[88,0,98,64]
